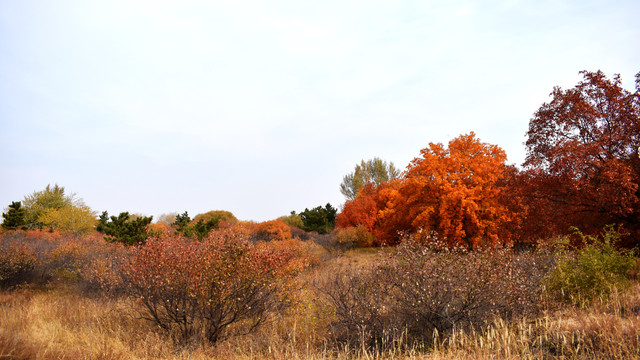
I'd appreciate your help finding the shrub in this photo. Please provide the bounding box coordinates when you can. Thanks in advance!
[334,225,377,248]
[0,229,127,291]
[0,242,37,289]
[252,219,292,242]
[316,239,550,347]
[120,229,303,344]
[547,225,637,306]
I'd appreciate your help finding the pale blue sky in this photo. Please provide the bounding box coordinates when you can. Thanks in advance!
[1,0,638,221]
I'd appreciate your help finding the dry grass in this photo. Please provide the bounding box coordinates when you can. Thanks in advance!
[1,250,639,359]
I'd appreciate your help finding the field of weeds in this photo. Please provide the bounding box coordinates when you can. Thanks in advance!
[1,229,639,359]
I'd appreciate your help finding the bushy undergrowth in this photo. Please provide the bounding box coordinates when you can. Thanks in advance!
[547,226,637,307]
[116,229,306,345]
[0,230,124,289]
[0,242,37,289]
[1,226,638,358]
[316,239,552,348]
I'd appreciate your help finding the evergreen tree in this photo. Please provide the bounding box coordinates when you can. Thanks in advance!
[300,203,337,234]
[1,201,27,230]
[97,211,153,245]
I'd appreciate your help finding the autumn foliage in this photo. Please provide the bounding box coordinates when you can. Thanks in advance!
[120,229,303,344]
[337,133,516,248]
[521,70,640,244]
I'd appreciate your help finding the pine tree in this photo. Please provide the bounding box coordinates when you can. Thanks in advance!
[2,201,27,230]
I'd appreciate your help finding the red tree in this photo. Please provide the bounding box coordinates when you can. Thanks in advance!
[522,70,640,243]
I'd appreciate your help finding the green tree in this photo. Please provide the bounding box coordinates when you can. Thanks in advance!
[300,203,337,234]
[191,219,218,240]
[1,201,27,230]
[172,211,219,240]
[22,184,72,228]
[172,211,192,233]
[279,211,304,228]
[96,211,153,245]
[340,158,400,200]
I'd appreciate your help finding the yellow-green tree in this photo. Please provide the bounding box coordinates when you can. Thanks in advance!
[22,184,97,234]
[38,203,97,235]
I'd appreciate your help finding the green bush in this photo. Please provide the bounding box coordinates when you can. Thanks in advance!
[547,225,637,306]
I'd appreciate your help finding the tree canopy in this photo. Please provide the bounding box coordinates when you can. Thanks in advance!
[340,158,400,200]
[521,70,640,242]
[337,133,516,249]
[300,204,337,234]
[96,211,153,245]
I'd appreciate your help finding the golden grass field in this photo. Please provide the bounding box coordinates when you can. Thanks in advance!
[1,246,639,360]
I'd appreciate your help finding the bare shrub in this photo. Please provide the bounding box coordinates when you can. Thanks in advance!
[316,239,551,348]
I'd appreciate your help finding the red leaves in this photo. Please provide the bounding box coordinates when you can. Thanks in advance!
[119,229,304,343]
[522,70,640,243]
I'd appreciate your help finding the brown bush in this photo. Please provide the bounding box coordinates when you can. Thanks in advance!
[316,239,552,348]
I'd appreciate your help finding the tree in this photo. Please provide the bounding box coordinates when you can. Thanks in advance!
[96,211,153,245]
[381,133,516,249]
[522,70,640,242]
[300,203,337,234]
[172,211,192,233]
[193,210,238,226]
[20,184,97,233]
[253,219,292,242]
[173,211,227,240]
[340,158,400,200]
[38,203,96,235]
[278,211,304,228]
[22,184,72,229]
[156,212,178,226]
[2,201,27,230]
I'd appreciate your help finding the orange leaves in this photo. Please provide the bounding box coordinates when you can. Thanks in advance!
[253,219,292,242]
[337,133,516,249]
[395,133,513,249]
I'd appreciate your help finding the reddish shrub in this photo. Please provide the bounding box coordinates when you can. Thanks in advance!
[0,242,37,289]
[120,229,303,344]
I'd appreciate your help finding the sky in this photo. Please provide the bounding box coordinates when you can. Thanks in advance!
[1,0,639,222]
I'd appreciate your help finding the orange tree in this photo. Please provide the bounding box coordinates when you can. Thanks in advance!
[381,133,517,249]
[522,70,640,244]
[336,181,401,245]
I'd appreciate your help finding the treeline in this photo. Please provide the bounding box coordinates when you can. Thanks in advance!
[2,70,640,250]
[337,70,640,249]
